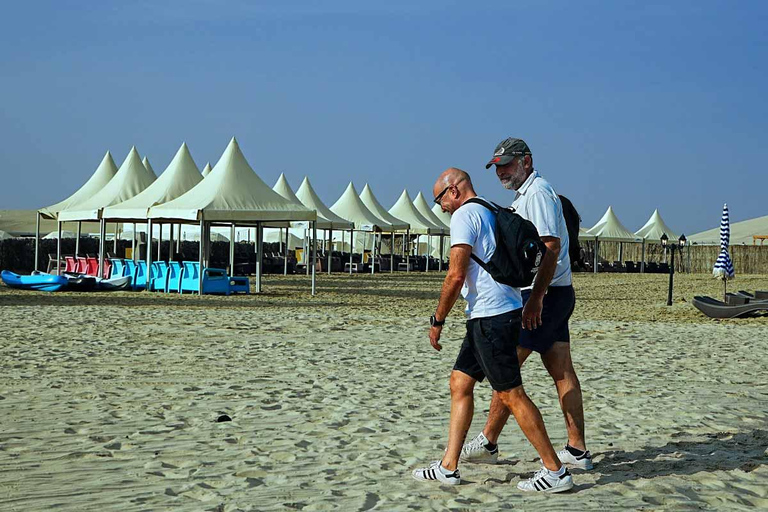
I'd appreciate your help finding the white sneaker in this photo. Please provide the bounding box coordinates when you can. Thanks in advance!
[557,445,594,470]
[460,432,499,463]
[517,466,574,493]
[412,460,461,485]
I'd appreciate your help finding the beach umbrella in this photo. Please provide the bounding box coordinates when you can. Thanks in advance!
[712,203,735,300]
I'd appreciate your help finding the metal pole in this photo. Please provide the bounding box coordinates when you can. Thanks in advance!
[230,224,236,276]
[157,223,162,261]
[198,219,204,295]
[147,218,153,290]
[406,229,410,272]
[426,235,431,273]
[327,228,332,274]
[56,221,62,276]
[113,223,118,253]
[311,221,317,296]
[667,248,675,306]
[176,224,181,253]
[593,237,598,274]
[390,232,395,273]
[75,221,81,257]
[131,222,136,261]
[283,227,289,276]
[641,238,646,273]
[169,222,174,260]
[98,219,106,278]
[439,234,444,271]
[34,212,40,271]
[256,223,263,293]
[349,229,353,275]
[370,231,376,275]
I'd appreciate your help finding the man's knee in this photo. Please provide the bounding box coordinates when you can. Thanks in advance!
[449,370,476,398]
[495,384,527,411]
[542,342,577,382]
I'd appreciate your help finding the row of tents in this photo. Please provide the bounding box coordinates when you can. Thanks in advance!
[32,138,455,294]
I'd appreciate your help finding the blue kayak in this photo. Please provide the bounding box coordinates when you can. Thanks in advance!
[1,270,69,292]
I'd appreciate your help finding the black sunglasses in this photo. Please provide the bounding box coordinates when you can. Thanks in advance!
[433,185,452,205]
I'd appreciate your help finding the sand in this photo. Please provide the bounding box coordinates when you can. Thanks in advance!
[1,272,767,511]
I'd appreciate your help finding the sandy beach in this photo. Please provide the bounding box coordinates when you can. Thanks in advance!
[1,272,767,511]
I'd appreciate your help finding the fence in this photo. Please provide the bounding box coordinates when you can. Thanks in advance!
[581,240,768,274]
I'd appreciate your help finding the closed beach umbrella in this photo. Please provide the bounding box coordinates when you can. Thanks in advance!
[713,203,735,299]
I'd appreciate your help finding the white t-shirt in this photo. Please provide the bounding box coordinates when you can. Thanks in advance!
[450,198,523,319]
[511,170,572,288]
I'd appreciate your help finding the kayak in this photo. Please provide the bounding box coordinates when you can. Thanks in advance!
[36,271,132,292]
[1,270,69,292]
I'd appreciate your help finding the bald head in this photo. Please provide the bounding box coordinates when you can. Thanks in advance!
[433,167,476,214]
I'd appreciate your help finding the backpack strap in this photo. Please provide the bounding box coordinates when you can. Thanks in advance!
[463,197,495,270]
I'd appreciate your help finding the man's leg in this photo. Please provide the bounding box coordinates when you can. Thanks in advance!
[541,341,586,451]
[441,370,477,470]
[480,346,533,444]
[496,384,561,471]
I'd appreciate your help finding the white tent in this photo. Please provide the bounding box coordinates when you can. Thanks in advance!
[142,156,157,177]
[264,228,303,249]
[295,177,354,231]
[149,137,317,294]
[360,184,410,232]
[201,162,212,177]
[104,143,202,221]
[43,230,77,239]
[38,151,119,220]
[0,229,14,241]
[59,147,157,222]
[414,192,450,231]
[431,203,451,232]
[390,190,448,271]
[635,209,678,241]
[330,183,393,274]
[689,214,768,246]
[585,206,638,273]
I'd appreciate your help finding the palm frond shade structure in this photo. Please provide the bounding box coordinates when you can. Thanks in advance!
[713,203,735,280]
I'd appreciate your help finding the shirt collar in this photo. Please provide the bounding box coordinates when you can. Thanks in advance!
[515,169,540,197]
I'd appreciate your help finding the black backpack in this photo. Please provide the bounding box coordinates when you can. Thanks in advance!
[558,195,583,268]
[464,197,546,288]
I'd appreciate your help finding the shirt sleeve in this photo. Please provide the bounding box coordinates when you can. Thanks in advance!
[450,207,479,248]
[526,191,560,239]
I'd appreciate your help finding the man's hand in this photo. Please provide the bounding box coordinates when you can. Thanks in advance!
[429,325,443,351]
[522,295,543,330]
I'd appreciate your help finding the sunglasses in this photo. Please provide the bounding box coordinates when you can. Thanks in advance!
[433,178,465,205]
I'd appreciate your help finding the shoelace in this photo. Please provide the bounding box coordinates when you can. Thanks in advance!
[531,467,549,483]
[463,437,484,454]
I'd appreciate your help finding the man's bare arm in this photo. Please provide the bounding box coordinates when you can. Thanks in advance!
[522,236,560,330]
[429,244,471,351]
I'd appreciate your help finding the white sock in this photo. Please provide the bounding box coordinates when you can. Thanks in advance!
[439,464,456,475]
[548,465,566,477]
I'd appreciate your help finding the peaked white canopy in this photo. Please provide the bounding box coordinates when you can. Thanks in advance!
[689,213,768,245]
[59,147,157,222]
[635,209,678,241]
[295,177,354,230]
[148,138,315,223]
[103,142,203,220]
[389,190,443,235]
[586,206,638,242]
[142,157,157,177]
[39,151,118,220]
[201,163,212,177]
[414,192,451,232]
[0,229,15,240]
[272,173,303,204]
[330,183,393,231]
[430,203,451,232]
[360,184,410,231]
[43,230,77,239]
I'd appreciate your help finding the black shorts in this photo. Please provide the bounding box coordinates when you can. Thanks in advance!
[453,309,523,392]
[519,285,575,354]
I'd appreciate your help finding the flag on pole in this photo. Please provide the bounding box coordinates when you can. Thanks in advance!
[713,203,735,279]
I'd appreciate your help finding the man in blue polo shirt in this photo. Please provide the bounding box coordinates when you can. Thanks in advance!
[461,138,593,471]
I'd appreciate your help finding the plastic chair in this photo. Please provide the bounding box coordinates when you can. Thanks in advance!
[110,259,126,278]
[85,255,99,276]
[103,259,112,279]
[133,261,148,291]
[65,256,78,273]
[149,261,169,292]
[76,256,88,274]
[166,261,182,293]
[228,276,250,294]
[180,261,230,295]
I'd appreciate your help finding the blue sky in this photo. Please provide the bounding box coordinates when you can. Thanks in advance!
[1,0,766,235]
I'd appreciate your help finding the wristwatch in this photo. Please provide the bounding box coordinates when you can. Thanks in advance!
[430,314,445,327]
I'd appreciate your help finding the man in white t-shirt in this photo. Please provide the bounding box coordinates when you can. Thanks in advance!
[411,167,574,493]
[461,138,592,471]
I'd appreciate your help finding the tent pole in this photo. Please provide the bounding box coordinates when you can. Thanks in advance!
[157,223,162,261]
[370,231,376,275]
[426,235,431,273]
[146,218,153,291]
[256,223,263,293]
[56,221,62,276]
[169,222,174,260]
[198,219,204,295]
[230,224,236,276]
[98,219,106,278]
[311,221,317,296]
[176,224,181,253]
[641,238,646,273]
[349,229,353,275]
[327,228,332,275]
[439,234,444,271]
[34,212,41,271]
[593,237,598,274]
[75,221,81,257]
[391,232,395,273]
[279,227,283,254]
[406,229,411,272]
[283,227,288,276]
[305,227,309,276]
[131,222,136,261]
[113,223,118,253]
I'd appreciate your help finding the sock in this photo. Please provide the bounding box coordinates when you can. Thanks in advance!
[439,464,457,476]
[565,444,586,457]
[485,442,498,452]
[548,465,566,477]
